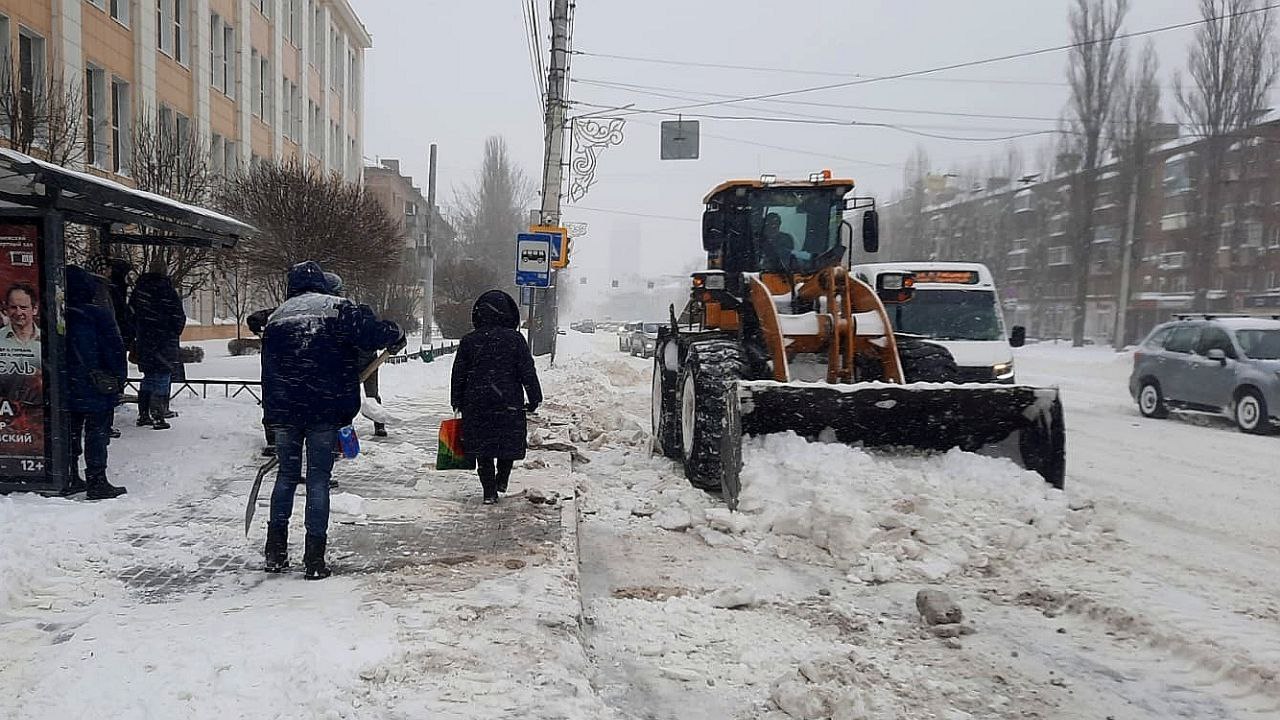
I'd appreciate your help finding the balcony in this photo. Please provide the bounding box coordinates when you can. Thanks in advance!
[1160,213,1189,231]
[1047,246,1071,266]
[1007,248,1030,271]
[1158,251,1186,270]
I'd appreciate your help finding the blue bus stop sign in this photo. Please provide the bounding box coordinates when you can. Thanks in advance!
[515,233,552,288]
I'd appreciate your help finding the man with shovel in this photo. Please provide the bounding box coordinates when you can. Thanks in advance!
[260,261,404,579]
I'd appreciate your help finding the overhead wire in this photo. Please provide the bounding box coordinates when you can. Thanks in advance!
[582,3,1280,117]
[520,0,545,113]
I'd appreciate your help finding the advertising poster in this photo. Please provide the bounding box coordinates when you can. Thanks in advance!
[0,223,45,478]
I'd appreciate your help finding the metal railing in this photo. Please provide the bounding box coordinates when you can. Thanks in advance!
[128,344,461,402]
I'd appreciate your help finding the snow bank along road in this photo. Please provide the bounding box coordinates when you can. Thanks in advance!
[568,332,1279,719]
[2,333,1277,719]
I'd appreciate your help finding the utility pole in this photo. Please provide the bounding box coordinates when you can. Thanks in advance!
[531,0,571,358]
[422,143,438,348]
[1114,169,1139,349]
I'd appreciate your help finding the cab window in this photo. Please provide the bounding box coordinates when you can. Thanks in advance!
[1143,326,1172,348]
[1195,326,1237,358]
[1163,326,1199,354]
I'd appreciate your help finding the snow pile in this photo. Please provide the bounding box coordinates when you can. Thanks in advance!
[538,354,651,449]
[0,495,116,616]
[687,433,1094,583]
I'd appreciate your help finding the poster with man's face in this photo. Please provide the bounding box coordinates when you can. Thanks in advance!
[0,224,45,478]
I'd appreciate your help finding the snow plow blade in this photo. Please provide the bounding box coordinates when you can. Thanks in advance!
[732,380,1065,488]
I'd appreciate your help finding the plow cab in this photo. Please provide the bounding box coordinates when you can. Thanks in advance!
[651,174,1065,507]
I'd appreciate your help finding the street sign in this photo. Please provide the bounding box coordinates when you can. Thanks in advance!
[661,120,700,160]
[530,224,568,268]
[515,233,552,288]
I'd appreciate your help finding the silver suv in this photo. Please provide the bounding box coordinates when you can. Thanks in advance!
[1130,315,1280,434]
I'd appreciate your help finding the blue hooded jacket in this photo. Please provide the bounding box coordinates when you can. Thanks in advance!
[66,265,128,414]
[261,261,402,427]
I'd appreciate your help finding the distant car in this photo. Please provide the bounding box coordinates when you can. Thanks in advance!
[619,321,641,352]
[1130,315,1280,434]
[630,322,662,358]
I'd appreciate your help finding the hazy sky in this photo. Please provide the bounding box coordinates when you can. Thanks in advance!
[354,1,1253,279]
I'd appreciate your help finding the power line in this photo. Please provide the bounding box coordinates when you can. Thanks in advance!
[567,205,700,222]
[574,77,1074,125]
[571,100,1061,142]
[594,3,1280,117]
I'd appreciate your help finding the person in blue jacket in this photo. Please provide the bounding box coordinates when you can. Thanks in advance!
[63,265,128,499]
[260,261,404,579]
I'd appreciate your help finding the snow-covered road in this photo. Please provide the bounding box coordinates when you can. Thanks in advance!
[567,332,1280,719]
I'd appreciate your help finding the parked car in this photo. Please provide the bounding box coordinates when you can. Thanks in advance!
[619,321,641,352]
[1130,315,1280,434]
[630,321,662,358]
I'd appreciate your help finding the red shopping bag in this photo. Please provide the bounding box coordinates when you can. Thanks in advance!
[436,417,475,470]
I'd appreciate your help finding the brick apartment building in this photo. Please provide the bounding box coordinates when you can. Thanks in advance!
[883,120,1280,346]
[0,0,370,336]
[363,158,456,333]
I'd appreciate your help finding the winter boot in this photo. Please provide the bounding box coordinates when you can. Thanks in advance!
[478,463,498,504]
[84,471,127,500]
[151,395,172,430]
[263,523,289,573]
[302,534,331,580]
[135,390,153,426]
[496,461,512,494]
[373,422,387,438]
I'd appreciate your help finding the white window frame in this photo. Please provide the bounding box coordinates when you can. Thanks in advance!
[281,78,292,138]
[250,49,261,116]
[109,0,130,26]
[173,0,189,65]
[110,77,130,174]
[222,23,236,98]
[258,54,270,120]
[85,65,107,167]
[210,13,222,90]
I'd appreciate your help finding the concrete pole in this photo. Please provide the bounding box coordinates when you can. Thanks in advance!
[1114,169,1140,349]
[422,143,437,346]
[532,0,570,358]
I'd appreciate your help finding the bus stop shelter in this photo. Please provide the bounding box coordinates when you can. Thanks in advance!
[0,148,254,494]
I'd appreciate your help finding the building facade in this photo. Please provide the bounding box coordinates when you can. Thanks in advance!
[0,0,371,336]
[883,120,1280,346]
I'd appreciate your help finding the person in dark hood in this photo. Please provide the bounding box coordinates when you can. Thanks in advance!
[64,266,128,499]
[129,268,186,430]
[260,261,403,579]
[450,290,543,505]
[107,259,135,351]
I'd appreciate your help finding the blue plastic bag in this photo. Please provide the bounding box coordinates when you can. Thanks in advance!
[338,425,360,459]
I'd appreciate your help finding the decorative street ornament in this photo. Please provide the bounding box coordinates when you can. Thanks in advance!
[568,117,625,203]
[565,221,589,238]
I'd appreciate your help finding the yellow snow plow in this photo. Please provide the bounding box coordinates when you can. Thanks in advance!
[650,175,1065,507]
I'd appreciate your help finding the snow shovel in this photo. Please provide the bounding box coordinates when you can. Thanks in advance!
[244,455,279,536]
[244,352,392,535]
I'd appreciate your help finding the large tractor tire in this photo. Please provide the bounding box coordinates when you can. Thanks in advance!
[678,340,747,492]
[651,342,682,458]
[895,336,959,383]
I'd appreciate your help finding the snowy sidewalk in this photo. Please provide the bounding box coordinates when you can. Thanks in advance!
[0,358,613,720]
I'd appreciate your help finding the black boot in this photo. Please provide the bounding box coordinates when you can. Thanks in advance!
[135,391,153,426]
[303,534,331,580]
[263,523,289,573]
[373,422,387,438]
[85,471,127,500]
[478,463,498,504]
[496,460,512,494]
[151,394,171,430]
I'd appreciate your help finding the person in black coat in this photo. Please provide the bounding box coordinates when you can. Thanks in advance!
[107,259,135,351]
[129,270,186,430]
[450,290,543,505]
[260,261,403,579]
[64,266,128,499]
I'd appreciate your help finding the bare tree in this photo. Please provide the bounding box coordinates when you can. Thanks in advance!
[1112,41,1163,346]
[1176,0,1278,309]
[119,108,217,292]
[217,159,402,306]
[0,51,84,166]
[436,136,534,336]
[1065,0,1130,346]
[213,249,260,340]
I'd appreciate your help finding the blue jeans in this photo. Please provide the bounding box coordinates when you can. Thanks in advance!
[268,424,338,539]
[69,410,113,477]
[140,372,172,398]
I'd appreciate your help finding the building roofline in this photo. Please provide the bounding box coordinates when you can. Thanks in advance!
[329,0,372,48]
